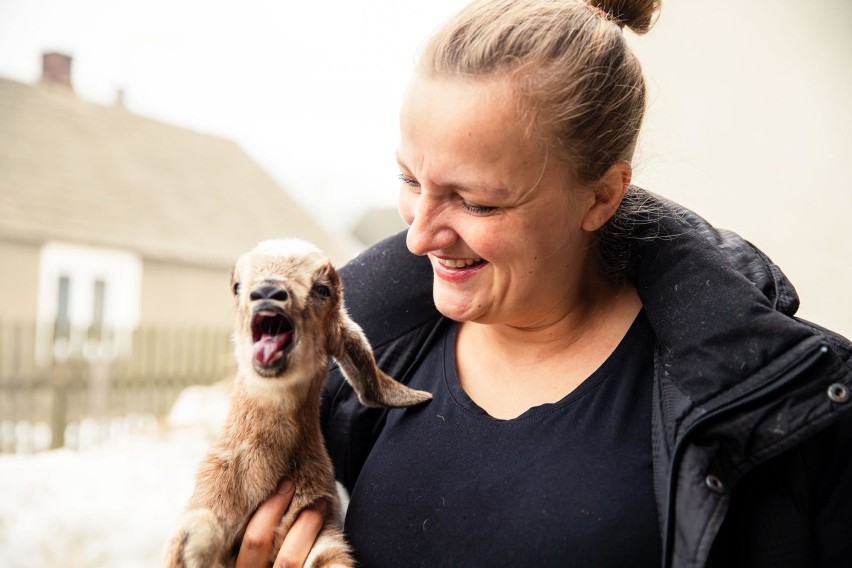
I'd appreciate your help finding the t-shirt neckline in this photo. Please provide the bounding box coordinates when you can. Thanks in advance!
[442,310,651,422]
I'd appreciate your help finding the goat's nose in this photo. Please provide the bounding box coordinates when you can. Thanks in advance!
[250,285,289,302]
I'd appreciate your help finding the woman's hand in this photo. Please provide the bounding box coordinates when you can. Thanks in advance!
[236,479,327,568]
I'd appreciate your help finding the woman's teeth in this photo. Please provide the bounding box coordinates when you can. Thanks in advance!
[437,257,483,268]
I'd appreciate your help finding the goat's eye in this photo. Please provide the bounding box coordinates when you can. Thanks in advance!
[232,282,240,296]
[313,284,331,298]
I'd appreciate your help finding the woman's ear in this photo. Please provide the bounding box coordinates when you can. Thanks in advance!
[581,161,632,232]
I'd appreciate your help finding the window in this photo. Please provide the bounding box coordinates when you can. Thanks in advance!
[36,243,141,362]
[54,275,71,342]
[88,279,107,343]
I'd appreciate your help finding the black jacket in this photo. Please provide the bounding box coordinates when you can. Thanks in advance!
[321,191,852,568]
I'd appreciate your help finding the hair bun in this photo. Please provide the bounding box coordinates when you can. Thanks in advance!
[588,0,661,35]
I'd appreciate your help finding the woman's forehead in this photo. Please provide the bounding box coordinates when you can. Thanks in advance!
[398,75,551,189]
[400,74,522,135]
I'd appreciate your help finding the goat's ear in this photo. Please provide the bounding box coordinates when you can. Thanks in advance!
[331,311,431,408]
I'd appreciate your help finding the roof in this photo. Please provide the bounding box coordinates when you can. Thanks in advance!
[0,77,355,268]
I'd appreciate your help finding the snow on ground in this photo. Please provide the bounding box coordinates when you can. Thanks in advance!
[0,383,231,568]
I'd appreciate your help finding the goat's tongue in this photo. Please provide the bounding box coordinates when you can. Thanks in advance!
[254,333,291,365]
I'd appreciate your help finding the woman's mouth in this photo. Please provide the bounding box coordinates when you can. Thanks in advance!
[431,255,488,282]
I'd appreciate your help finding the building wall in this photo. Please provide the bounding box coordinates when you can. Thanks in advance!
[0,241,234,330]
[0,240,40,321]
[139,258,234,329]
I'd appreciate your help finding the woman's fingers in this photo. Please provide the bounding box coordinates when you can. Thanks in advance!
[236,479,295,568]
[273,500,327,568]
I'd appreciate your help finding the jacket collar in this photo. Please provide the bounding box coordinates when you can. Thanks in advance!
[628,192,818,430]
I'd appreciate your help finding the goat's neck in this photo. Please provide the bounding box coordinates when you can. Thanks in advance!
[225,370,325,455]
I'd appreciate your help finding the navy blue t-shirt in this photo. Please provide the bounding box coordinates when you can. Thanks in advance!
[344,312,661,567]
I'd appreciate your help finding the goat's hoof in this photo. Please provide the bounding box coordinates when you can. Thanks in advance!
[304,535,355,568]
[164,509,225,568]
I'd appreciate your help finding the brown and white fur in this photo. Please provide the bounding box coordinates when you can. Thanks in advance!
[165,239,432,568]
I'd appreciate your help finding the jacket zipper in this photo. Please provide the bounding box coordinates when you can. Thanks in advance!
[660,342,829,568]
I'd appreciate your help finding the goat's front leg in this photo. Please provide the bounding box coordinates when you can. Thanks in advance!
[165,508,227,568]
[271,495,353,568]
[303,525,354,568]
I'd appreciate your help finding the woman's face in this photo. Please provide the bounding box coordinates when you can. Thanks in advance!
[397,75,600,328]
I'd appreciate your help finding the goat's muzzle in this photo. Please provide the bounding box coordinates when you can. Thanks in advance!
[251,303,295,376]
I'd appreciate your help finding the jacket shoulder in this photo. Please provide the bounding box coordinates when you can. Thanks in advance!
[630,191,800,316]
[671,200,800,316]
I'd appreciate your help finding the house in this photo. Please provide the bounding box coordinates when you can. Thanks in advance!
[0,53,356,362]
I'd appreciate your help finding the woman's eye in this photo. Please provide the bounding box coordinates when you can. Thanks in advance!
[462,201,498,216]
[398,173,420,187]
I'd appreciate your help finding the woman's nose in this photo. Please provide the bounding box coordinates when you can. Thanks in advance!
[400,191,455,256]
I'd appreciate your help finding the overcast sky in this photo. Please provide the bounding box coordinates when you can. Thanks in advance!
[2,0,852,334]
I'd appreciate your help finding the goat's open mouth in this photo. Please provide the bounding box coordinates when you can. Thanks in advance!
[251,309,295,371]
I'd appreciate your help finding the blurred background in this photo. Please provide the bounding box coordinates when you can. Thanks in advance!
[0,0,850,566]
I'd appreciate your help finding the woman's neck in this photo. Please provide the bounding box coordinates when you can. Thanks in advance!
[455,279,642,419]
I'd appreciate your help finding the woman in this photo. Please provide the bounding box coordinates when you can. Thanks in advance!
[237,0,852,566]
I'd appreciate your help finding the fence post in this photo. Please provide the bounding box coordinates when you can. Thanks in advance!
[50,363,69,449]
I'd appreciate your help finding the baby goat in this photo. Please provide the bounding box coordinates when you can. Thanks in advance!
[165,239,432,568]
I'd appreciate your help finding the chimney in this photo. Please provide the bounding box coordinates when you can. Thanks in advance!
[41,52,73,91]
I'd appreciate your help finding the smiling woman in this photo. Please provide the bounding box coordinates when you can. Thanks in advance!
[237,1,852,567]
[396,75,628,331]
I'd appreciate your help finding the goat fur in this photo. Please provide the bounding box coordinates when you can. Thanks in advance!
[164,239,432,568]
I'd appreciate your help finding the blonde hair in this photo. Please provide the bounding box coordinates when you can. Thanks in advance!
[419,0,661,183]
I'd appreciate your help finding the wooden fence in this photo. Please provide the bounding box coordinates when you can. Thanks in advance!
[0,321,234,453]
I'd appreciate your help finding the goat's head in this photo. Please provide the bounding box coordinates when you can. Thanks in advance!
[230,239,431,408]
[231,239,341,381]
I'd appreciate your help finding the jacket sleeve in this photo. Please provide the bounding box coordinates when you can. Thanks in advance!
[810,413,852,566]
